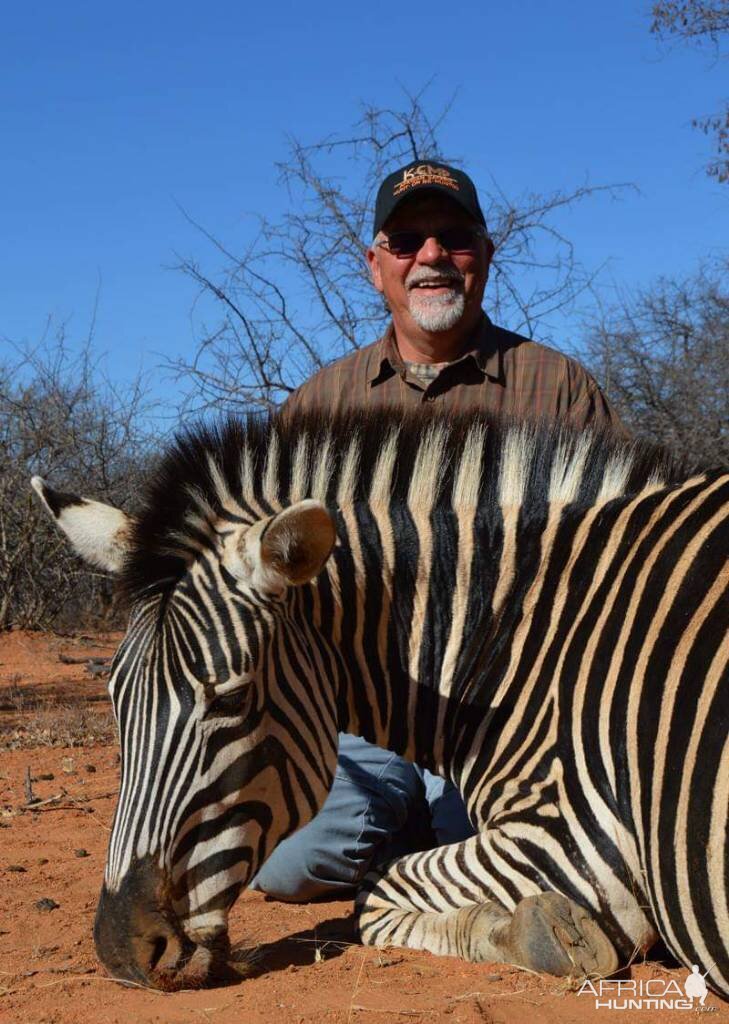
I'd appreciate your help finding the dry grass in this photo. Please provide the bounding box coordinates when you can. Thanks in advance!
[0,688,116,750]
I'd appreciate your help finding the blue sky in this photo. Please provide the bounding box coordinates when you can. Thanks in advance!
[1,0,726,404]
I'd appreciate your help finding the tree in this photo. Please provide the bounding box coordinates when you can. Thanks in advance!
[652,1,729,182]
[169,88,628,414]
[0,328,156,629]
[578,258,729,466]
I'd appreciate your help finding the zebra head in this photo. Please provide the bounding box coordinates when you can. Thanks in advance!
[31,474,338,989]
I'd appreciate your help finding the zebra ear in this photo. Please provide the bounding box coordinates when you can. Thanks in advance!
[259,501,336,587]
[31,477,134,573]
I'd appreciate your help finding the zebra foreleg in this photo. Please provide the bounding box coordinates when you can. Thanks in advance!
[355,844,618,977]
[356,885,513,962]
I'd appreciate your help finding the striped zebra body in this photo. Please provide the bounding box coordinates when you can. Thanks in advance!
[32,409,728,993]
[358,465,728,984]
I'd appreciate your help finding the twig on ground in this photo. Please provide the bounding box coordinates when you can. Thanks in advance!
[23,791,64,809]
[67,790,118,804]
[450,990,486,1002]
[350,1008,433,1017]
[7,966,95,979]
[347,950,370,1024]
[23,766,37,804]
[20,804,85,815]
[8,971,211,995]
[488,988,541,1005]
[58,654,111,666]
[21,789,117,814]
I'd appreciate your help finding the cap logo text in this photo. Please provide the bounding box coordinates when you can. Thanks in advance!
[393,164,460,197]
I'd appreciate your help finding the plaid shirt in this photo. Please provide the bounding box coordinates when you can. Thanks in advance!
[283,314,624,433]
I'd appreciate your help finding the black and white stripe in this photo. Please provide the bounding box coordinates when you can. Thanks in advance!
[84,409,726,991]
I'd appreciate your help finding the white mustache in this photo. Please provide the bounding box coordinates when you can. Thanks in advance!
[406,268,464,291]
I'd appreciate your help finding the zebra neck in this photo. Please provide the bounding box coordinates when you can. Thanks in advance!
[319,498,596,782]
[316,500,523,781]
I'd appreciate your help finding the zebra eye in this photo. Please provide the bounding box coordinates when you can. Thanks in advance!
[205,688,251,719]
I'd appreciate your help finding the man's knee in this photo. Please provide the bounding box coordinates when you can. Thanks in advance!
[251,833,342,902]
[422,771,475,846]
[251,736,428,901]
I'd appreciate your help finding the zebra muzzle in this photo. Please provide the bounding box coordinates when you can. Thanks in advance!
[94,858,227,989]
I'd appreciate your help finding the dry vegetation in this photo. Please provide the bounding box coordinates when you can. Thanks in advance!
[0,690,115,751]
[0,333,155,632]
[0,632,116,751]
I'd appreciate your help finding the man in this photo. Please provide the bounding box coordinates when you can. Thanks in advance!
[251,160,623,902]
[278,161,622,425]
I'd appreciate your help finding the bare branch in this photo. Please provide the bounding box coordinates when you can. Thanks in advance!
[651,1,729,181]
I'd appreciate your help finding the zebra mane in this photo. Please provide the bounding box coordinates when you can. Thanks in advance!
[119,408,691,604]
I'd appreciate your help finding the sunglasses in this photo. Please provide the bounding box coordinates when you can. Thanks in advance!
[378,226,485,258]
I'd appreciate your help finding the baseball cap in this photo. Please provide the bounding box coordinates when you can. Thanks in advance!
[373,161,487,238]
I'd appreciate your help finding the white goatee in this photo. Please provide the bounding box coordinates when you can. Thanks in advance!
[408,288,465,332]
[405,264,466,333]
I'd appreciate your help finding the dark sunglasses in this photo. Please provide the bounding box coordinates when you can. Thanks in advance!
[378,226,485,258]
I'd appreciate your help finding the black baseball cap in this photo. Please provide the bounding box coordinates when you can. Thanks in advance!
[373,161,487,238]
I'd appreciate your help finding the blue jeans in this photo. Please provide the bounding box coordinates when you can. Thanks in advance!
[250,733,475,901]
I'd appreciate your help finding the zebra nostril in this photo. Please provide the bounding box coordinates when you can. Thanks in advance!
[148,935,169,972]
[148,928,192,977]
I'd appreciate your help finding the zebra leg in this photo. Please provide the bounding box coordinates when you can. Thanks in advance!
[356,839,618,977]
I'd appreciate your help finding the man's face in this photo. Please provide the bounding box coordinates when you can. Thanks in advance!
[367,194,494,338]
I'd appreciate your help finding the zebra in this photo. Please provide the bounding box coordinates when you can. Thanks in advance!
[32,408,728,994]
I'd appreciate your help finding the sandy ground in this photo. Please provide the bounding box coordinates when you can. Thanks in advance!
[1,630,726,1024]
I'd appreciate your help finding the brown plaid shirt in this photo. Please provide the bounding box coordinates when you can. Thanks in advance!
[284,314,624,433]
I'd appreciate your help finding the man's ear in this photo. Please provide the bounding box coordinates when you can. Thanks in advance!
[483,234,495,282]
[367,243,384,294]
[223,500,336,593]
[31,477,134,573]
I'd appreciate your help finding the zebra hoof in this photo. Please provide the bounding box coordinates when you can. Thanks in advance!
[507,892,618,978]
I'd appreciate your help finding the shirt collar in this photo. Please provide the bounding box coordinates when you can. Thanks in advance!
[368,313,503,387]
